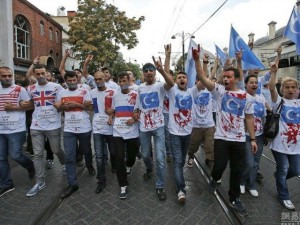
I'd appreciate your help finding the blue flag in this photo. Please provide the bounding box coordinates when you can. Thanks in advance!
[229,26,265,70]
[284,6,300,55]
[215,44,227,67]
[185,39,198,88]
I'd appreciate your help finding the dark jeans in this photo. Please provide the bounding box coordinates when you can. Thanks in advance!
[63,131,91,186]
[211,139,247,202]
[93,133,115,184]
[114,137,138,187]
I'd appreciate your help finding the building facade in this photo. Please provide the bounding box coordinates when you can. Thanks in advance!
[0,0,63,74]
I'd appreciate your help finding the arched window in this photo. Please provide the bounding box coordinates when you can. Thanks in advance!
[14,15,30,60]
[55,31,59,43]
[40,21,45,36]
[49,27,53,41]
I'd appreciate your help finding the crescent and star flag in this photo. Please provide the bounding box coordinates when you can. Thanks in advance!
[229,25,265,70]
[215,44,228,67]
[284,5,300,55]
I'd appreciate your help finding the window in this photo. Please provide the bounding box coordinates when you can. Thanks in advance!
[40,21,45,36]
[55,31,59,43]
[49,27,53,40]
[14,15,30,60]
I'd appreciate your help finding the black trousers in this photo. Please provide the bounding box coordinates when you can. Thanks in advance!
[211,139,247,202]
[114,137,138,187]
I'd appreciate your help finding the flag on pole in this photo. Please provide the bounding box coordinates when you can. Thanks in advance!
[229,26,265,70]
[215,44,227,67]
[185,39,198,88]
[284,5,300,55]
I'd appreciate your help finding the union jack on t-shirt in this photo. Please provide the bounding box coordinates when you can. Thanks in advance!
[32,91,56,107]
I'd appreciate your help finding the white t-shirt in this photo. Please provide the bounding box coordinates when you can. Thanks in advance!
[211,83,254,142]
[112,90,139,139]
[77,83,91,91]
[246,94,266,137]
[28,82,63,130]
[57,88,92,133]
[138,82,167,132]
[191,87,214,128]
[168,85,193,135]
[129,83,139,92]
[162,94,169,114]
[270,97,300,154]
[0,85,29,134]
[90,88,116,135]
[106,80,119,90]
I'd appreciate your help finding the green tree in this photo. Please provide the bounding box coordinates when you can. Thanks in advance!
[68,0,144,68]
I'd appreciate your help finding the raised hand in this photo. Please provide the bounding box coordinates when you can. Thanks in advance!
[164,44,171,57]
[235,48,242,61]
[152,56,163,72]
[33,56,40,65]
[64,49,71,57]
[270,61,278,73]
[85,54,94,63]
[203,53,209,61]
[192,44,201,61]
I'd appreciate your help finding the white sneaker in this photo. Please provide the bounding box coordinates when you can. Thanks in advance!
[187,157,193,168]
[126,167,132,176]
[178,190,186,204]
[216,179,221,184]
[26,182,46,197]
[240,185,245,194]
[248,189,258,197]
[281,200,295,210]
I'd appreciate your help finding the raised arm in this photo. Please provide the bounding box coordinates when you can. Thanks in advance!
[164,44,171,73]
[152,56,174,90]
[236,49,243,81]
[269,62,279,103]
[59,49,70,78]
[209,55,218,80]
[193,45,215,91]
[26,56,40,78]
[83,54,93,78]
[202,53,210,76]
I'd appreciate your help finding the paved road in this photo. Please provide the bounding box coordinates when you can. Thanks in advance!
[0,146,299,225]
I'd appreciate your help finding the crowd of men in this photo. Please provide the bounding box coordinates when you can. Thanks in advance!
[0,44,299,218]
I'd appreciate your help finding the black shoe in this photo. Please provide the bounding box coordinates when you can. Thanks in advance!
[0,185,15,197]
[229,198,248,217]
[208,179,217,193]
[95,183,106,194]
[256,172,264,180]
[157,188,167,201]
[61,185,79,199]
[205,159,214,170]
[28,166,36,179]
[87,166,96,176]
[143,170,152,181]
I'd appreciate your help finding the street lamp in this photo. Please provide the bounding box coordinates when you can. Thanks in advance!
[171,31,195,71]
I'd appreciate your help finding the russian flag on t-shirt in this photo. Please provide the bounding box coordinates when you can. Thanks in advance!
[115,106,134,117]
[92,98,99,113]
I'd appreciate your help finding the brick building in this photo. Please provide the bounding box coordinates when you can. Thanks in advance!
[0,0,63,74]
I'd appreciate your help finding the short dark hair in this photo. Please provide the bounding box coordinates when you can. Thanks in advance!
[224,67,240,79]
[33,64,46,72]
[117,71,130,80]
[64,71,78,80]
[142,63,156,71]
[244,74,257,84]
[102,67,111,73]
[74,69,82,73]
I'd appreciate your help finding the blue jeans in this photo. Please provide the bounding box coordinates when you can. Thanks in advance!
[170,134,190,192]
[163,113,171,156]
[240,134,264,189]
[0,131,34,188]
[271,150,300,200]
[64,131,91,186]
[140,126,166,189]
[93,134,115,184]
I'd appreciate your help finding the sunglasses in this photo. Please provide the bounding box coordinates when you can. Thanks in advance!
[143,67,156,73]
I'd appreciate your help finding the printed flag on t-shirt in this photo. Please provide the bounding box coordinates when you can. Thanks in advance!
[140,92,159,109]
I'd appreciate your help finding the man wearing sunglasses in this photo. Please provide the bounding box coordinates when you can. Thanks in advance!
[133,62,171,201]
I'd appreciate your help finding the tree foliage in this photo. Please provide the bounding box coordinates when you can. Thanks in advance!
[68,0,144,68]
